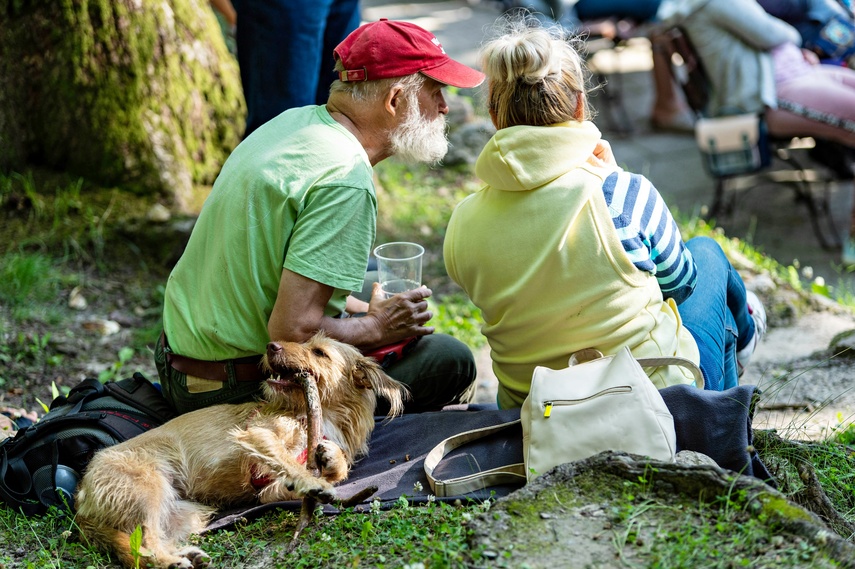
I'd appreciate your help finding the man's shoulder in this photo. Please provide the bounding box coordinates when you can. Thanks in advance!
[256,106,351,142]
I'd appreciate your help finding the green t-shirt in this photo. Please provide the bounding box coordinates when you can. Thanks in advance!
[163,106,376,360]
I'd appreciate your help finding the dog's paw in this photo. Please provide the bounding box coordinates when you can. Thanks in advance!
[315,440,348,482]
[171,546,210,569]
[307,485,337,504]
[291,475,336,503]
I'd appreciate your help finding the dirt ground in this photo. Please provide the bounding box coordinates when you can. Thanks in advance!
[0,265,164,432]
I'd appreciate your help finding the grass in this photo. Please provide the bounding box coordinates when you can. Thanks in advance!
[0,252,72,325]
[3,435,853,568]
[0,496,493,568]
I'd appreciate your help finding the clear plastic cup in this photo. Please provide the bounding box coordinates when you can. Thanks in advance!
[373,242,424,299]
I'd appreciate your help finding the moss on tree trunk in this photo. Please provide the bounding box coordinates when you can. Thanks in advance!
[0,0,245,211]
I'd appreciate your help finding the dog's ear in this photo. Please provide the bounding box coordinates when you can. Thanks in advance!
[353,357,410,418]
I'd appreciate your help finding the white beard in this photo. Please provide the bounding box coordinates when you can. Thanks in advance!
[389,95,449,165]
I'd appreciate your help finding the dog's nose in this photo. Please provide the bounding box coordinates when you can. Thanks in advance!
[267,342,283,353]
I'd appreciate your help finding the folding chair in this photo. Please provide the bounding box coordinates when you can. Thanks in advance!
[660,26,846,251]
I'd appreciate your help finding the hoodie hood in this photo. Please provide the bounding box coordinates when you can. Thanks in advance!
[474,120,602,192]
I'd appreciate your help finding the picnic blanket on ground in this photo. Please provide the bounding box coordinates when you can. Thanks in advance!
[207,384,769,531]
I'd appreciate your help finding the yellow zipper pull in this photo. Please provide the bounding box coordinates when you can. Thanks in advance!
[543,402,553,418]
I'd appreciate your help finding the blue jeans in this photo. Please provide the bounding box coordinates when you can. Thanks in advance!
[678,237,755,391]
[757,0,855,61]
[232,0,361,136]
[574,0,662,21]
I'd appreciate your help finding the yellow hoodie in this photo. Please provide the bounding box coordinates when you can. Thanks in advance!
[444,121,700,408]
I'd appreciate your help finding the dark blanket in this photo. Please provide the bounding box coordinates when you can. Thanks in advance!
[207,384,771,531]
[662,383,772,481]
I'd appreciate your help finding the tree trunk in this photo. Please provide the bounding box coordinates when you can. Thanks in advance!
[0,0,245,211]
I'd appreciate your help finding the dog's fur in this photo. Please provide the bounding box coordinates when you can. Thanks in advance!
[74,332,408,568]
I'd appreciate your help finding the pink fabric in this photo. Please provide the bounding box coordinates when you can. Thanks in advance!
[766,56,855,146]
[771,43,812,85]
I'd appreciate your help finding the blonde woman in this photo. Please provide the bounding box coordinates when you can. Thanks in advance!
[444,16,766,408]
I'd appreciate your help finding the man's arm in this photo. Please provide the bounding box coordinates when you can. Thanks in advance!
[706,0,802,50]
[268,268,434,349]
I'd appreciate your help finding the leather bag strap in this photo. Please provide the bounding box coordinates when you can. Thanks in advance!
[633,356,704,389]
[424,420,526,497]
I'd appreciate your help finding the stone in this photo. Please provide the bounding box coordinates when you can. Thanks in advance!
[466,451,855,568]
[445,120,497,166]
[675,449,718,467]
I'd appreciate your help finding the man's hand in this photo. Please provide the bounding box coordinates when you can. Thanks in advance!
[364,283,434,347]
[269,268,433,349]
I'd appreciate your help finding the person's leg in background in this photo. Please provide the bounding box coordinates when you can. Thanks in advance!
[677,237,755,391]
[647,27,697,131]
[767,66,855,146]
[766,65,855,263]
[316,0,362,105]
[377,335,477,414]
[233,0,336,137]
[573,0,661,21]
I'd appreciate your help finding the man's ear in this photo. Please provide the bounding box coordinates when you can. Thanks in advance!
[384,84,406,118]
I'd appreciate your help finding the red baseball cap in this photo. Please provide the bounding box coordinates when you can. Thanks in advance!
[334,19,485,88]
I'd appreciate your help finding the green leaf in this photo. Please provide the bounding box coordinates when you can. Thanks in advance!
[130,524,143,569]
[118,346,135,363]
[35,397,50,414]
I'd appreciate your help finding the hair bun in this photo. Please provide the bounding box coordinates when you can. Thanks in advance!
[480,14,590,129]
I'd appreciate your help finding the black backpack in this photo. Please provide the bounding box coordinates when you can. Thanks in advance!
[0,372,177,516]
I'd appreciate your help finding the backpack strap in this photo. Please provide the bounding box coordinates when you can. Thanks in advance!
[0,443,41,516]
[635,356,704,389]
[49,377,105,413]
[105,373,177,424]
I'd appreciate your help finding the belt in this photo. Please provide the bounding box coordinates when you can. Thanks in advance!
[161,332,266,383]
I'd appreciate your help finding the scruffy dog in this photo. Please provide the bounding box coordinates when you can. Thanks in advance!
[74,331,408,568]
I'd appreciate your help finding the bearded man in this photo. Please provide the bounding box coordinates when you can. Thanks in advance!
[155,19,485,415]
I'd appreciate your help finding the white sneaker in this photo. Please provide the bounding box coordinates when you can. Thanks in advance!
[736,290,767,377]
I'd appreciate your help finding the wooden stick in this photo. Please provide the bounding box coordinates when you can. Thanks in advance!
[337,485,379,509]
[288,372,323,550]
[287,372,380,552]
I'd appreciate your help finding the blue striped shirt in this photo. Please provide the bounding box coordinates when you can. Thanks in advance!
[602,170,697,304]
